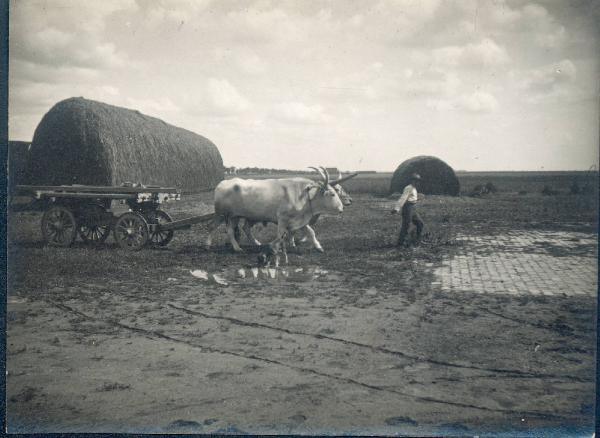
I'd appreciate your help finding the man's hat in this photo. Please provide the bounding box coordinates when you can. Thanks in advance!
[411,173,422,181]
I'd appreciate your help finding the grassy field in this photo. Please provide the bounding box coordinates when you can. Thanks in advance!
[6,171,598,434]
[239,170,599,197]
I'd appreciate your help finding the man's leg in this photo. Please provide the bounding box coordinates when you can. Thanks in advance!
[397,204,412,246]
[412,209,424,243]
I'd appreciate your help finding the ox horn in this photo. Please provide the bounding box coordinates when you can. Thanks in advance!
[330,172,358,186]
[320,166,330,186]
[309,166,326,183]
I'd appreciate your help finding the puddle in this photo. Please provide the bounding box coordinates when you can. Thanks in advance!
[190,266,343,285]
[231,266,343,284]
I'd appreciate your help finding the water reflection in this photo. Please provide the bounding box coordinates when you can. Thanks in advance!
[236,266,338,283]
[191,266,342,285]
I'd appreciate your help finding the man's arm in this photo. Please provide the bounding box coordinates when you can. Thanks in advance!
[392,186,411,213]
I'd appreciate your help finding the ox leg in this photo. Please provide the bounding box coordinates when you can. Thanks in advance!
[205,215,225,249]
[294,228,308,244]
[302,225,324,253]
[234,222,242,243]
[288,232,296,248]
[227,218,244,252]
[282,235,289,265]
[242,220,262,246]
[269,222,288,259]
[272,231,289,267]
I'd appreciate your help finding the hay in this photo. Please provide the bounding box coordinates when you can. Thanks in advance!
[27,97,223,192]
[390,155,460,196]
[8,141,31,189]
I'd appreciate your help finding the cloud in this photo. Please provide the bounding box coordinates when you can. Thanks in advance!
[516,59,577,93]
[134,0,212,24]
[205,78,251,114]
[272,102,329,124]
[402,69,461,97]
[457,91,499,113]
[513,59,591,105]
[123,96,181,117]
[321,60,462,104]
[237,52,268,75]
[222,7,309,45]
[8,80,128,140]
[10,1,134,70]
[426,91,499,113]
[9,60,101,86]
[10,0,138,34]
[535,25,567,49]
[433,38,510,68]
[403,1,569,51]
[15,28,125,69]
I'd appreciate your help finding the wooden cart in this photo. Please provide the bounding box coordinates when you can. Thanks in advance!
[15,184,215,251]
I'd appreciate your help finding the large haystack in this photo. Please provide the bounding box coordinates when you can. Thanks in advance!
[8,141,31,189]
[27,97,223,191]
[390,155,460,196]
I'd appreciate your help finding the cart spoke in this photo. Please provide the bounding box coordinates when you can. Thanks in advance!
[113,212,149,251]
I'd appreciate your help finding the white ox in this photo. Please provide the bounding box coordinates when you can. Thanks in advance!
[206,167,345,253]
[234,171,356,246]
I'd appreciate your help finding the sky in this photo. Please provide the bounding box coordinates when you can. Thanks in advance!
[8,0,600,171]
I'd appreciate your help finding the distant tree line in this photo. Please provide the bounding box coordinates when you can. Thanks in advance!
[224,167,377,175]
[226,167,319,175]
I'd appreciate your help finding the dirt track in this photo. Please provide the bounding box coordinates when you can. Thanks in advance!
[6,193,597,435]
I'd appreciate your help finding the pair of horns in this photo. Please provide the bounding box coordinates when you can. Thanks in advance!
[309,166,330,186]
[309,167,359,186]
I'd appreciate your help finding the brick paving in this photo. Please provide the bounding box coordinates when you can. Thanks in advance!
[432,230,598,296]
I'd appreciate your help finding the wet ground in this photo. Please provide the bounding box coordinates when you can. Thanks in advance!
[6,194,598,435]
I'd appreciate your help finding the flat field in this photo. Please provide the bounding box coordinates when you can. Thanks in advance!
[6,172,598,435]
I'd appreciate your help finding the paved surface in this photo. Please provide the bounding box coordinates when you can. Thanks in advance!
[433,230,598,296]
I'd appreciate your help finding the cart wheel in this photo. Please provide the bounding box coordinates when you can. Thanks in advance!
[41,206,77,247]
[147,210,174,247]
[78,205,110,244]
[113,212,149,251]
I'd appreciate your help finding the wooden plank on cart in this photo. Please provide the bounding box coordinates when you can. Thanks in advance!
[34,192,137,200]
[16,185,180,194]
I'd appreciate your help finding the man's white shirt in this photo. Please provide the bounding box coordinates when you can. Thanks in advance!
[394,184,418,212]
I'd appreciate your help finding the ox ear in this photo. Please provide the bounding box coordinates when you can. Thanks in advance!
[301,184,316,200]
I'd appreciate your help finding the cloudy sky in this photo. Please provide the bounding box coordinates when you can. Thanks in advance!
[9,0,600,171]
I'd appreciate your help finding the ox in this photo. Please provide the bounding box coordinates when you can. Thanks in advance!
[205,167,346,253]
[234,171,356,247]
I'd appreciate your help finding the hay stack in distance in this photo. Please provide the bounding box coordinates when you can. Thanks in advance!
[27,97,224,192]
[390,155,460,196]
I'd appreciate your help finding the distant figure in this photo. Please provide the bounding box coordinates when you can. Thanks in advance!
[391,173,424,247]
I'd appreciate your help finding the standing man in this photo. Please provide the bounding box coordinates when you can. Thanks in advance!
[392,173,424,246]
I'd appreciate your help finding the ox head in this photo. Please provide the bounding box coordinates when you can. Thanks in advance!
[306,166,344,214]
[329,171,357,206]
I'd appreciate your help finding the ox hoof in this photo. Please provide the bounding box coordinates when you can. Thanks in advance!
[232,247,244,253]
[315,247,324,253]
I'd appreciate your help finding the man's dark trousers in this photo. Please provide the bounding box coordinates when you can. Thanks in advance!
[398,202,423,245]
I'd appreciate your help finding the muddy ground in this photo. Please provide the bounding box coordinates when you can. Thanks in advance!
[6,191,598,435]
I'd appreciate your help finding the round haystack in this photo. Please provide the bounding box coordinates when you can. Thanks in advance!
[27,97,224,192]
[390,155,460,196]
